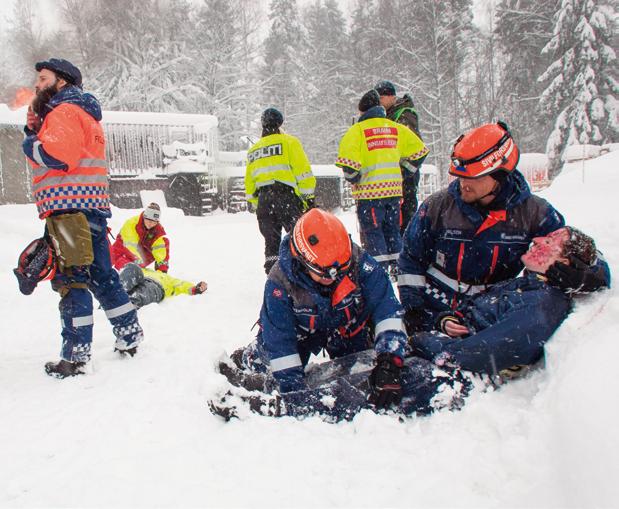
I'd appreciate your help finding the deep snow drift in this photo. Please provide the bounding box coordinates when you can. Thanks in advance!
[1,152,618,508]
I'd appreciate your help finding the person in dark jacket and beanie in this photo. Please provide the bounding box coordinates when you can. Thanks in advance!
[245,108,316,274]
[375,80,423,235]
[21,58,143,378]
[398,121,610,333]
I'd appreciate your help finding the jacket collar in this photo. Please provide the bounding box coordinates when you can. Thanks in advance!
[46,85,103,121]
[358,105,386,122]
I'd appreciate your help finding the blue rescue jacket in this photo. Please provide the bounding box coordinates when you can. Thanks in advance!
[411,273,572,373]
[398,170,565,319]
[258,235,408,393]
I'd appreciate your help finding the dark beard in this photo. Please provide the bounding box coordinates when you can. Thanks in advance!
[31,84,58,117]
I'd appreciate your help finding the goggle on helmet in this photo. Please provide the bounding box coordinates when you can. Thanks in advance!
[449,121,520,179]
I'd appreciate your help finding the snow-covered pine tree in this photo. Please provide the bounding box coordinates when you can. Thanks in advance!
[539,0,618,175]
[390,0,474,181]
[261,0,307,129]
[297,0,354,163]
[193,0,262,150]
[77,0,198,113]
[347,0,382,89]
[494,0,556,152]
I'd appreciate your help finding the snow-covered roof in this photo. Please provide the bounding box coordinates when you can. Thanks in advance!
[0,103,218,128]
[563,144,603,162]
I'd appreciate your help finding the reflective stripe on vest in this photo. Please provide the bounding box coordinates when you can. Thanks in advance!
[251,164,293,179]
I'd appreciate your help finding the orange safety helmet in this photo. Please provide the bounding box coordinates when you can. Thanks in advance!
[290,209,352,280]
[13,237,57,295]
[449,121,520,179]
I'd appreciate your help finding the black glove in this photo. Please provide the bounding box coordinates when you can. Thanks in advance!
[305,196,316,210]
[369,353,403,409]
[404,308,429,334]
[545,256,607,294]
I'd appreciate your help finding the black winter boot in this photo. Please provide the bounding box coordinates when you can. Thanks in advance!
[114,346,138,357]
[45,359,87,379]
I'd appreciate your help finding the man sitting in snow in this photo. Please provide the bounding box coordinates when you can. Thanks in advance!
[118,262,207,309]
[209,224,609,422]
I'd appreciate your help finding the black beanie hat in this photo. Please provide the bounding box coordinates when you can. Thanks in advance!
[374,80,396,96]
[261,108,284,129]
[358,90,380,113]
[35,58,83,88]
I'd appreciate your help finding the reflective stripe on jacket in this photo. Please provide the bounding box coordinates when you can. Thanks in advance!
[336,112,428,200]
[22,87,109,218]
[245,133,316,207]
[111,213,170,271]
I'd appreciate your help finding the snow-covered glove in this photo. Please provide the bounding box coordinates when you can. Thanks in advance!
[546,256,607,294]
[404,308,431,334]
[369,353,403,409]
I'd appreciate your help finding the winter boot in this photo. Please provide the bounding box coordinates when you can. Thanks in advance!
[45,359,87,379]
[217,360,271,392]
[114,346,138,357]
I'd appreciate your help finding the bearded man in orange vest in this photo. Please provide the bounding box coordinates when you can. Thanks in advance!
[22,58,144,378]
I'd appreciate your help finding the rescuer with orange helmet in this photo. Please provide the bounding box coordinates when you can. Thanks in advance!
[215,208,411,417]
[397,121,609,333]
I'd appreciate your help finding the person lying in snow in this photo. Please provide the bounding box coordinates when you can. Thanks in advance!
[411,225,610,377]
[209,225,609,421]
[119,262,207,309]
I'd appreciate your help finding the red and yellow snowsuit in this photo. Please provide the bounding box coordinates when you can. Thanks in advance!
[111,213,170,272]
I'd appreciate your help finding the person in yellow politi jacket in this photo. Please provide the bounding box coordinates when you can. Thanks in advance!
[336,90,429,273]
[245,107,316,274]
[118,262,207,309]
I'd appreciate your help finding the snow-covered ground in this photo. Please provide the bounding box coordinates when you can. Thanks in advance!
[1,152,618,508]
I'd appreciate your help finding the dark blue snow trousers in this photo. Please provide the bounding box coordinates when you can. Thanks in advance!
[49,211,143,362]
[356,197,402,270]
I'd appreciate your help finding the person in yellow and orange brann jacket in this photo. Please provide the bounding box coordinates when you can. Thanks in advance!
[111,203,170,273]
[336,90,429,275]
